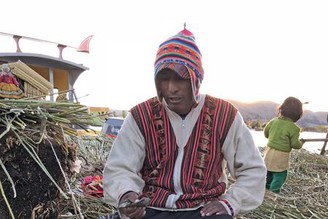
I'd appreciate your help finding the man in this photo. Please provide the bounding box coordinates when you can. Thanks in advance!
[103,26,266,219]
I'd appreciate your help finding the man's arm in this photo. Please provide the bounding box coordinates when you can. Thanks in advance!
[103,113,146,208]
[221,112,267,216]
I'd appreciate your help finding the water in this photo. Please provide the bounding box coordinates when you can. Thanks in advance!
[250,130,326,154]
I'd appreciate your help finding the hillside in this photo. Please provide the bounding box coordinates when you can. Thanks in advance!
[110,99,328,129]
[227,99,328,129]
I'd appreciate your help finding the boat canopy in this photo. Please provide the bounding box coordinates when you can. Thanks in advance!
[0,52,88,102]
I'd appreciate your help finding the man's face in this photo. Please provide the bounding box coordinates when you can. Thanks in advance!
[156,68,196,116]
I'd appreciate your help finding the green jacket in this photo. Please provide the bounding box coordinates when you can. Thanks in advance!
[264,116,304,152]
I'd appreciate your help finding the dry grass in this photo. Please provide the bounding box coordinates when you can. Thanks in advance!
[57,135,115,219]
[58,138,328,219]
[239,148,328,219]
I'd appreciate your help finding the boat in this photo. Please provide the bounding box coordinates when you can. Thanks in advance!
[0,32,93,102]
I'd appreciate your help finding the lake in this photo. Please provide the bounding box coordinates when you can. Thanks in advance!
[250,130,326,154]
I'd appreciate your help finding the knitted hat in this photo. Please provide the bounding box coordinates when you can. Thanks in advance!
[154,27,204,102]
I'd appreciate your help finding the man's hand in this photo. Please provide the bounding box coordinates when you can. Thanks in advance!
[200,200,228,217]
[118,192,146,219]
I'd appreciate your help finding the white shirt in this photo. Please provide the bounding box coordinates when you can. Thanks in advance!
[103,94,267,216]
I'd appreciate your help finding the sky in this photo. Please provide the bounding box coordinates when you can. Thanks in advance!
[1,0,328,112]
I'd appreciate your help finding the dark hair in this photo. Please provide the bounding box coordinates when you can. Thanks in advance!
[278,96,303,122]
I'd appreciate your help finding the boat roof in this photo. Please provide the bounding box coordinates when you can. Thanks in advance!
[0,52,89,102]
[0,52,88,71]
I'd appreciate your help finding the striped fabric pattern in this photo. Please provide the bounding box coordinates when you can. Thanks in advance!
[130,95,237,209]
[154,28,204,102]
[156,63,190,79]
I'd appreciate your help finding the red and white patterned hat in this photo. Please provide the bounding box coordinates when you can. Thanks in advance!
[154,26,204,102]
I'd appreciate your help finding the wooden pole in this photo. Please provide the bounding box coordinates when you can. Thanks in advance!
[302,136,328,155]
[302,138,328,142]
[320,132,328,155]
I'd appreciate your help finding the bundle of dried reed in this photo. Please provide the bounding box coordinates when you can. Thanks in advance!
[0,99,96,218]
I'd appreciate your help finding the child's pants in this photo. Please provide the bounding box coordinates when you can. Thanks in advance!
[266,170,288,193]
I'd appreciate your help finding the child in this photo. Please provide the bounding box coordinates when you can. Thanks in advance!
[263,96,305,193]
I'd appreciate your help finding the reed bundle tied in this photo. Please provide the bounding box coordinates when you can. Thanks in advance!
[7,60,53,95]
[0,99,98,218]
[0,99,95,134]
